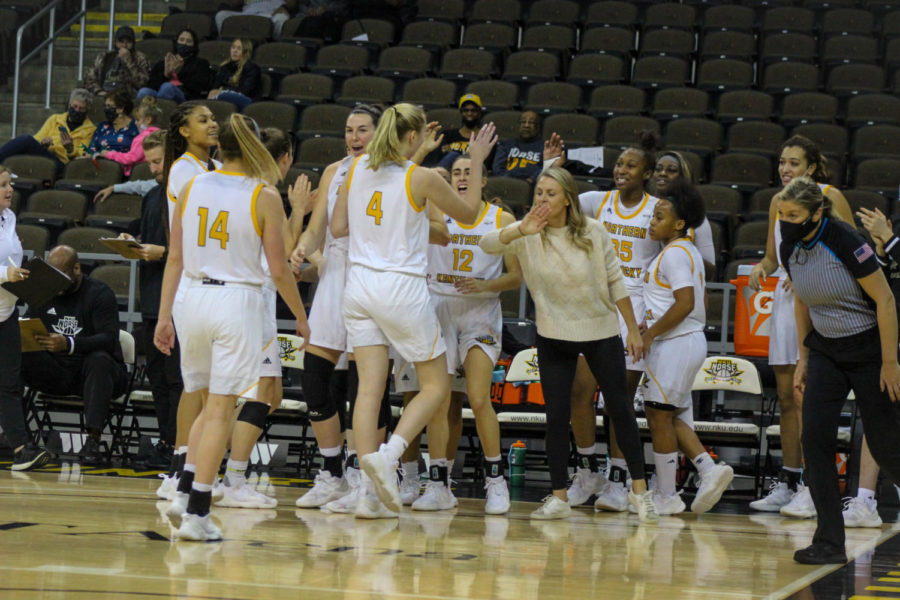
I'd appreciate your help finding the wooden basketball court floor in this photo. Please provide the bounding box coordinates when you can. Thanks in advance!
[1,467,900,600]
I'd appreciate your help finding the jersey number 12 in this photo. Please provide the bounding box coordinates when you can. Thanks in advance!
[197,207,230,249]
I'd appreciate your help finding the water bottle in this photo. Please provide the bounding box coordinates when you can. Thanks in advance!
[508,440,526,487]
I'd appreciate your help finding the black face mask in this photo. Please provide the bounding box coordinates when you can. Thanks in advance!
[67,107,86,127]
[175,43,194,58]
[104,107,118,121]
[780,212,821,246]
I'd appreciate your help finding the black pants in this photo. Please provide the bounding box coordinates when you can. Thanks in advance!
[803,327,900,549]
[0,135,66,177]
[21,349,127,432]
[143,318,182,445]
[536,333,646,490]
[0,311,29,449]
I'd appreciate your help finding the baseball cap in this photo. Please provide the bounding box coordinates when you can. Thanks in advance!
[458,93,483,109]
[116,26,135,43]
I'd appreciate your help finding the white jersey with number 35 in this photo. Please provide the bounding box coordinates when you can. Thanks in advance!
[346,154,429,277]
[580,190,661,294]
[180,171,267,285]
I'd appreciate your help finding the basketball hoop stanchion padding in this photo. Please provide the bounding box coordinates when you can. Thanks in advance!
[730,264,778,357]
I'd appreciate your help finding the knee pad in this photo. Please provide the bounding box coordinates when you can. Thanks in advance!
[302,353,337,423]
[237,400,269,429]
[330,369,348,432]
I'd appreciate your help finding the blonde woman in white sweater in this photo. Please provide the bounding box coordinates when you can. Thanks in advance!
[480,167,657,521]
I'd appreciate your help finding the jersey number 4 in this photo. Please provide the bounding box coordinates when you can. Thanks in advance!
[366,192,383,225]
[197,207,230,249]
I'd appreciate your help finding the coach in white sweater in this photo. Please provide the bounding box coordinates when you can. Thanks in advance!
[480,167,657,521]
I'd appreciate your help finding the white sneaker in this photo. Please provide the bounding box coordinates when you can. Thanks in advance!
[167,491,189,520]
[295,471,348,508]
[842,497,882,528]
[530,495,572,520]
[412,481,457,511]
[176,513,223,541]
[629,490,660,522]
[566,468,606,506]
[484,476,510,515]
[156,474,177,500]
[360,449,402,513]
[594,480,629,512]
[750,480,794,512]
[780,485,817,519]
[400,467,421,506]
[215,482,278,509]
[691,464,734,514]
[324,485,360,514]
[653,491,686,515]
[355,489,398,519]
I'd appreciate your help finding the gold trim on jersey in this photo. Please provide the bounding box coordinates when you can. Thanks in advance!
[456,201,491,230]
[179,175,198,217]
[427,327,441,360]
[250,183,265,237]
[168,152,211,204]
[645,365,669,404]
[345,155,363,196]
[406,164,422,213]
[653,238,694,289]
[614,191,651,220]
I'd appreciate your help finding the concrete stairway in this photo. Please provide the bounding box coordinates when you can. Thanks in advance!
[1,0,173,141]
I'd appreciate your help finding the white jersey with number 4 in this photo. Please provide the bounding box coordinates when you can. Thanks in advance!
[181,171,268,286]
[428,202,504,298]
[346,154,429,277]
[580,190,661,294]
[643,238,705,341]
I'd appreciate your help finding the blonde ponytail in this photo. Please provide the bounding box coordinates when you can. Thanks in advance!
[367,103,425,171]
[217,113,281,185]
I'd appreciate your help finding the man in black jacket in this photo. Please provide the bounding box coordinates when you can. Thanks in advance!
[21,246,127,465]
[123,130,182,468]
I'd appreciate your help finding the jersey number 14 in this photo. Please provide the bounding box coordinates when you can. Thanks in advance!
[197,207,230,249]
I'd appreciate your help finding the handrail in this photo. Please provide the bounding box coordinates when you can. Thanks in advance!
[11,0,88,135]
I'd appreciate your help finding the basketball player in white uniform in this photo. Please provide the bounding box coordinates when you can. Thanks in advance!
[640,181,734,516]
[330,104,496,518]
[156,101,221,502]
[399,155,522,514]
[567,141,662,511]
[155,114,309,541]
[748,136,853,516]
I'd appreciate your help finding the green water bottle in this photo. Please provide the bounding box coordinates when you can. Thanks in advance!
[509,440,526,487]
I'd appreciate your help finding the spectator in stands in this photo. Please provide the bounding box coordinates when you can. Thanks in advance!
[436,94,486,169]
[207,38,261,111]
[778,177,900,564]
[349,0,414,36]
[99,97,164,177]
[117,130,181,468]
[0,88,95,177]
[480,167,657,522]
[87,88,139,157]
[84,26,151,99]
[215,0,298,39]
[20,245,128,465]
[138,29,212,104]
[492,111,542,183]
[292,0,349,41]
[0,165,51,471]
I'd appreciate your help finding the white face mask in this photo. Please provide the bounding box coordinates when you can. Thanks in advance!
[139,122,149,132]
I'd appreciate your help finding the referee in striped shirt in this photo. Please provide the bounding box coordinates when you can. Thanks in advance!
[779,176,900,565]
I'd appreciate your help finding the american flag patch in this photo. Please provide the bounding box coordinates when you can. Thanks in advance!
[854,244,874,263]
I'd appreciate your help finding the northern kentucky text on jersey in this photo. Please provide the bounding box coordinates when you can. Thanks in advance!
[603,222,649,239]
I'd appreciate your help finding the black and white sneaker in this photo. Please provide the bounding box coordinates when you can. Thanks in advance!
[11,444,50,471]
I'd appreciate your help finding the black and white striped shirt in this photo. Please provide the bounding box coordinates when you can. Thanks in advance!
[781,218,880,339]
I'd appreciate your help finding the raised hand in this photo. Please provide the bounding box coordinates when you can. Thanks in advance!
[468,122,498,162]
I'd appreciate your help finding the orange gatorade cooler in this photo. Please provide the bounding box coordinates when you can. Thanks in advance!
[730,264,778,357]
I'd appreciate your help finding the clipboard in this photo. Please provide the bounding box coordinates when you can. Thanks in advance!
[19,318,49,352]
[99,237,143,260]
[1,257,71,309]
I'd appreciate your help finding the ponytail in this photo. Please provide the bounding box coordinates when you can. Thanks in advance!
[367,103,426,171]
[217,113,281,185]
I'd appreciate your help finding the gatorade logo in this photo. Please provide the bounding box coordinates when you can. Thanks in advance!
[741,286,774,336]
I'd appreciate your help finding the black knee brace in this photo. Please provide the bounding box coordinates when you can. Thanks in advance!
[330,369,348,432]
[237,400,269,429]
[345,361,391,430]
[301,353,337,422]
